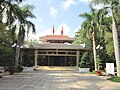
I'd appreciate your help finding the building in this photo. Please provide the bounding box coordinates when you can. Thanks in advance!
[21,35,89,67]
[40,35,74,44]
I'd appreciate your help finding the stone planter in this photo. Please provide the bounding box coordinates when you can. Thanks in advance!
[79,68,90,72]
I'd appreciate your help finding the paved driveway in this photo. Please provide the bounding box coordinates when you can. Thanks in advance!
[0,70,120,90]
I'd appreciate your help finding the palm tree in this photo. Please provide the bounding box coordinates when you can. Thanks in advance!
[0,1,35,69]
[91,0,120,76]
[0,0,25,42]
[14,5,36,69]
[80,9,97,71]
[0,0,24,14]
[80,7,108,71]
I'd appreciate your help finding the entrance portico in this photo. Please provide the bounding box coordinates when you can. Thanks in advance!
[29,43,89,67]
[34,49,78,66]
[37,56,76,66]
[21,35,89,67]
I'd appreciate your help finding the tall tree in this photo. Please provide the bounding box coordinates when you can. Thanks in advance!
[79,7,108,71]
[0,0,25,44]
[91,0,120,76]
[80,9,97,71]
[0,0,36,69]
[14,5,36,68]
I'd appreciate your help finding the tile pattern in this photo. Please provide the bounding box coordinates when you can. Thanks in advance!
[0,70,120,90]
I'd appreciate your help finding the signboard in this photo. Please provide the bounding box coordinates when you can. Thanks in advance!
[106,63,115,75]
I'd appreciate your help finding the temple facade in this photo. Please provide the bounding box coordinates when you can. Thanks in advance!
[21,35,89,67]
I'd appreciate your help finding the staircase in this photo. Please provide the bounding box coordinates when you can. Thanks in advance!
[35,66,79,71]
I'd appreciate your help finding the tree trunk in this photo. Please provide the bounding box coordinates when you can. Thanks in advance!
[112,18,120,76]
[89,52,94,71]
[15,45,20,69]
[92,32,97,71]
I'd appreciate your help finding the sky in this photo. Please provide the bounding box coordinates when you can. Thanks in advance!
[21,0,92,40]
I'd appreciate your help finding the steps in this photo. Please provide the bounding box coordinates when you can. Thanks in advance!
[23,66,35,71]
[35,66,79,71]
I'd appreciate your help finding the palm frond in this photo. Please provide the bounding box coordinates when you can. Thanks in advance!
[25,20,36,34]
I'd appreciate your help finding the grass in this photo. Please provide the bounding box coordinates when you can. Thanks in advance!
[89,70,96,74]
[89,70,107,76]
[107,76,120,82]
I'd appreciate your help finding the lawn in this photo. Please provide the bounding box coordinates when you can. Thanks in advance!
[107,76,120,82]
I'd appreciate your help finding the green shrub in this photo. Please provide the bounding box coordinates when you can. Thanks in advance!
[0,47,15,67]
[16,65,23,72]
[107,76,120,82]
[80,52,90,68]
[89,70,96,74]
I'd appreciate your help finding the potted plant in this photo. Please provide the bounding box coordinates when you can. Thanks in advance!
[96,70,101,76]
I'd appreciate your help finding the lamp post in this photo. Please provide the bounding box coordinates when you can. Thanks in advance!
[96,45,103,70]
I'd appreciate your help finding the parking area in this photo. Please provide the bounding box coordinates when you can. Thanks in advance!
[0,70,120,90]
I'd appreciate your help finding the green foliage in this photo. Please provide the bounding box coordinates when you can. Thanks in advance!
[15,65,23,72]
[89,70,96,74]
[22,50,34,67]
[104,32,115,63]
[74,29,93,49]
[107,76,120,82]
[0,0,36,69]
[96,55,102,70]
[0,24,15,47]
[91,0,120,74]
[74,1,120,70]
[0,47,15,67]
[25,38,39,45]
[22,53,34,67]
[80,52,90,68]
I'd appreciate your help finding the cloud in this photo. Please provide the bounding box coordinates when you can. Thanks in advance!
[72,26,81,37]
[79,0,107,10]
[27,27,51,40]
[27,23,72,40]
[27,23,43,40]
[55,23,71,35]
[62,0,77,10]
[79,0,92,4]
[38,18,43,22]
[39,23,71,36]
[93,4,110,10]
[47,0,52,4]
[93,4,104,9]
[49,6,58,18]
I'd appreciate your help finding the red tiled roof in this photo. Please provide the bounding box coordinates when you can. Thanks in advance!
[40,35,74,41]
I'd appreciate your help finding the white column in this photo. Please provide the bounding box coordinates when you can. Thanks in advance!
[48,56,49,66]
[56,49,58,54]
[76,51,80,67]
[65,56,66,66]
[34,49,38,66]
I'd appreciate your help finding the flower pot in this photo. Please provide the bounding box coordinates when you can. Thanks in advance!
[96,71,101,76]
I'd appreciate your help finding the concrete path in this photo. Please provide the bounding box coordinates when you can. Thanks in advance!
[0,70,120,90]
